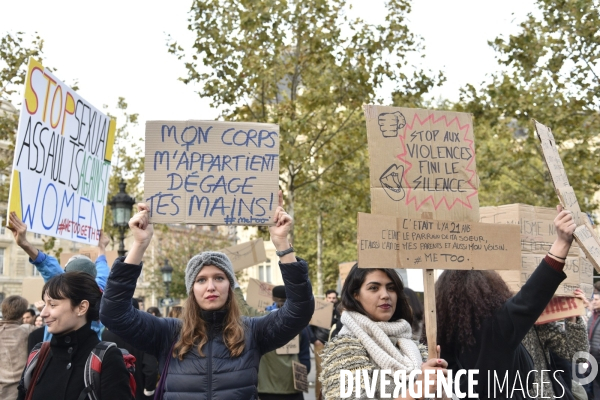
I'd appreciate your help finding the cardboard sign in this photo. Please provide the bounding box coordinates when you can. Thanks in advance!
[480,204,594,297]
[533,120,600,273]
[364,105,479,223]
[536,296,585,325]
[59,248,120,269]
[276,335,300,355]
[246,278,275,313]
[309,298,334,330]
[7,58,116,245]
[292,361,309,393]
[219,239,267,272]
[339,261,355,287]
[21,276,45,305]
[357,212,521,270]
[144,120,279,225]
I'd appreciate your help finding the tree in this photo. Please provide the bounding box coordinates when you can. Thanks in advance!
[169,0,440,293]
[0,32,44,202]
[456,0,600,213]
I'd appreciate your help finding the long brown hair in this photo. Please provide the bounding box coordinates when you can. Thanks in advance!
[173,287,246,360]
[435,270,512,353]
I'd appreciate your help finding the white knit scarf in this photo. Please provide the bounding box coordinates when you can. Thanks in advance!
[339,311,422,373]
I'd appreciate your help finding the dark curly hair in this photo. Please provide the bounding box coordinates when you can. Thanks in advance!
[341,263,413,325]
[435,269,512,353]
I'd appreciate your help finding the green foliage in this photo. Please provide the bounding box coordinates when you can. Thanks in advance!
[169,0,440,292]
[457,0,600,213]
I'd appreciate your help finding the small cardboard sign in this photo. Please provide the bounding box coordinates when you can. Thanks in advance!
[60,248,120,269]
[144,120,279,225]
[7,58,116,245]
[357,212,521,270]
[246,278,275,313]
[292,361,309,393]
[533,120,600,273]
[536,296,585,325]
[219,238,267,272]
[21,277,45,305]
[364,105,479,223]
[309,298,334,330]
[339,261,355,287]
[276,335,300,355]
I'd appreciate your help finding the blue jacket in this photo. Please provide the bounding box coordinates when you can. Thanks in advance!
[30,251,109,341]
[100,257,314,400]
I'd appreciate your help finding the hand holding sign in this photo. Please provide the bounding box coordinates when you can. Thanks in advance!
[548,205,576,261]
[8,211,39,261]
[125,203,154,265]
[269,191,295,263]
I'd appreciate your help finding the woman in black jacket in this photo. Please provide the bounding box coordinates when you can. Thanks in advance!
[17,272,133,400]
[435,206,577,400]
[100,193,314,399]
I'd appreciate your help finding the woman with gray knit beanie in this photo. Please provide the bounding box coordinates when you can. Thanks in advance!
[100,192,315,400]
[319,265,448,400]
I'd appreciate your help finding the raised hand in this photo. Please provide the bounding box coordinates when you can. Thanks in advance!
[98,231,110,251]
[548,205,576,261]
[124,203,154,265]
[269,191,293,251]
[7,212,39,260]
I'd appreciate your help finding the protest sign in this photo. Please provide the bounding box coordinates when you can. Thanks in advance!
[246,278,275,313]
[276,335,300,355]
[218,239,267,272]
[480,204,593,297]
[60,248,120,270]
[339,261,354,287]
[144,120,279,225]
[309,298,334,330]
[292,361,309,393]
[363,105,479,223]
[357,212,521,270]
[21,277,45,305]
[533,120,600,273]
[536,296,585,325]
[7,58,116,245]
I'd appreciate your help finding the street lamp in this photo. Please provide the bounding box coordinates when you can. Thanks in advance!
[109,180,136,257]
[161,259,173,315]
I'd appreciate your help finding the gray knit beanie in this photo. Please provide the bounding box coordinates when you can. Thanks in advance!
[64,255,97,278]
[185,251,235,294]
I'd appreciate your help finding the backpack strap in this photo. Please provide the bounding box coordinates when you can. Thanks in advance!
[80,341,117,400]
[22,341,51,400]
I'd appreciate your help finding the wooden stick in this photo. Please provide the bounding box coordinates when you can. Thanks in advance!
[423,269,437,359]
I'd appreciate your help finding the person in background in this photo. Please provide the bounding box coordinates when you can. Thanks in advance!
[0,295,35,399]
[8,212,110,340]
[34,315,44,328]
[588,291,600,399]
[310,289,338,400]
[146,307,162,317]
[103,298,159,400]
[22,309,36,325]
[167,306,183,319]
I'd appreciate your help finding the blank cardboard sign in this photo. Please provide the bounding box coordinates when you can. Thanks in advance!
[246,278,275,313]
[219,239,267,272]
[364,105,479,223]
[310,298,334,330]
[145,120,279,225]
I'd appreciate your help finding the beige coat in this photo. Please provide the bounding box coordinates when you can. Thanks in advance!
[0,321,35,399]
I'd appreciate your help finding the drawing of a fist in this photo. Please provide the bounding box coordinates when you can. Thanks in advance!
[380,164,405,201]
[378,111,406,138]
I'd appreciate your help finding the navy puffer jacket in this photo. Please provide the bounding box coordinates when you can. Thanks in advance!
[100,257,314,400]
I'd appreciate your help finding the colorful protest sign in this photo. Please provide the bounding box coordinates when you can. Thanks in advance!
[246,278,275,313]
[8,58,116,245]
[357,212,521,270]
[219,239,267,272]
[363,105,479,223]
[534,120,600,273]
[536,296,585,325]
[144,121,279,225]
[480,204,594,297]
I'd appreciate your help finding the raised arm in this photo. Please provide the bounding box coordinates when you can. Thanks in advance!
[94,231,111,290]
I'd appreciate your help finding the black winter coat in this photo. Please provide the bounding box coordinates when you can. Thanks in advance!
[17,322,133,400]
[100,257,314,400]
[441,259,566,400]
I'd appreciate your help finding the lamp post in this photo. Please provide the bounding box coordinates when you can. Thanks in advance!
[161,259,173,315]
[109,180,136,257]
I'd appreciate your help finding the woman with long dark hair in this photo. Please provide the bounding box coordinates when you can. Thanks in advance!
[435,206,577,400]
[319,265,446,399]
[100,194,314,399]
[17,272,133,400]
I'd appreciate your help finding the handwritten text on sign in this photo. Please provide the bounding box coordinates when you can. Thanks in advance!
[357,212,521,270]
[145,121,279,225]
[8,58,115,244]
[364,105,479,222]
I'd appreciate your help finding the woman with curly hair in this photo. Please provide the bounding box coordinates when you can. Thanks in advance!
[435,206,577,400]
[100,193,314,399]
[319,265,447,400]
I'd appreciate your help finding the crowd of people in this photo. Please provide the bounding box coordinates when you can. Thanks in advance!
[0,198,598,400]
